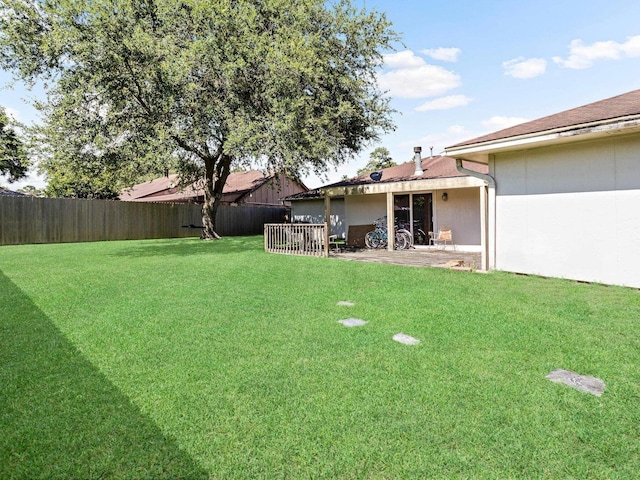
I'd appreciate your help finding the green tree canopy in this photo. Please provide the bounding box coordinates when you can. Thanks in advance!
[357,146,395,175]
[0,0,397,237]
[0,106,28,182]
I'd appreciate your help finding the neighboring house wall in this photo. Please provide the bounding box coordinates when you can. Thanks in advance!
[253,175,307,205]
[492,133,640,288]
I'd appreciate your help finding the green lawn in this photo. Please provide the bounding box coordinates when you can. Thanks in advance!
[1,236,639,479]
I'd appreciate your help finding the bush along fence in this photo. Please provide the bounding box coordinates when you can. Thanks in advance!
[0,196,288,245]
[264,223,328,257]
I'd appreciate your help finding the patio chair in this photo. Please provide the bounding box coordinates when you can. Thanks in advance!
[428,226,454,250]
[328,234,346,253]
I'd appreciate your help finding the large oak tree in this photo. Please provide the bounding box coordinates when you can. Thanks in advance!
[0,0,396,238]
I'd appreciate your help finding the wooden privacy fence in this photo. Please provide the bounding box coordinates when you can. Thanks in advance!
[264,223,328,257]
[0,196,288,245]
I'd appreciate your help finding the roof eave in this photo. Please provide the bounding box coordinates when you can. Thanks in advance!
[445,115,640,162]
[322,176,485,197]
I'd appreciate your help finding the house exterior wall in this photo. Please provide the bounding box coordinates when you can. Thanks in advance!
[345,194,387,226]
[432,188,482,248]
[492,132,640,288]
[290,198,346,238]
[345,189,482,249]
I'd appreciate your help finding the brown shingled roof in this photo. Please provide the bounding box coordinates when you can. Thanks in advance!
[287,156,487,200]
[120,170,271,202]
[448,88,640,148]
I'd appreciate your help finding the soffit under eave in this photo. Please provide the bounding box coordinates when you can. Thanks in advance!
[322,176,485,197]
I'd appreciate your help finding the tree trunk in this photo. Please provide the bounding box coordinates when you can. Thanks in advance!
[201,154,232,240]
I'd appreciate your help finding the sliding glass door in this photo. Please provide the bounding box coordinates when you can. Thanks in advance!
[393,193,433,245]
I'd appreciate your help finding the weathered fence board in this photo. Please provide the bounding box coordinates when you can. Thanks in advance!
[0,196,287,245]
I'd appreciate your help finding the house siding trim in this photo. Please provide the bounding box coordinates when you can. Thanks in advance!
[322,176,485,198]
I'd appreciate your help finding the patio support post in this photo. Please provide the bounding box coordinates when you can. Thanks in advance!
[324,192,331,256]
[455,158,496,271]
[386,192,395,251]
[479,185,488,271]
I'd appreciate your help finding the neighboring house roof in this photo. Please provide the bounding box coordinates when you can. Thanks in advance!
[0,187,27,197]
[120,170,295,203]
[287,156,488,200]
[447,88,640,152]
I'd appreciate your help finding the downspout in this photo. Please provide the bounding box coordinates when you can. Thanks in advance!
[455,158,495,189]
[455,159,496,271]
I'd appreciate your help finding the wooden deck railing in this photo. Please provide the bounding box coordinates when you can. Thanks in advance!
[264,223,328,257]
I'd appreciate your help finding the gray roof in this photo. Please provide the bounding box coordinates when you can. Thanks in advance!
[0,187,27,197]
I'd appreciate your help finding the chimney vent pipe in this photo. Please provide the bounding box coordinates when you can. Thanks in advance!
[413,146,423,176]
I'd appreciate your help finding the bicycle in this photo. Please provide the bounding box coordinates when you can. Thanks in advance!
[365,217,410,250]
[397,220,428,246]
[395,220,414,249]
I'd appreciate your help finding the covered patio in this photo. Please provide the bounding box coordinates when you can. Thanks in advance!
[288,148,492,270]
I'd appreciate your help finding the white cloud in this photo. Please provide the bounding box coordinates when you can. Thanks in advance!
[553,35,640,69]
[415,94,471,112]
[502,57,547,79]
[379,49,462,99]
[421,47,461,62]
[482,116,529,131]
[4,107,20,121]
[379,68,461,101]
[382,50,426,68]
[404,125,474,154]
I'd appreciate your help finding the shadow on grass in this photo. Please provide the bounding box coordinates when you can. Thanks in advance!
[111,235,263,258]
[0,271,208,479]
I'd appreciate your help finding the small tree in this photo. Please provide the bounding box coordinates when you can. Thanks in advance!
[357,147,396,176]
[0,106,28,182]
[0,0,397,238]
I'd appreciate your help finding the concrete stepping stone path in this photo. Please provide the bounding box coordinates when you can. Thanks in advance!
[546,369,606,396]
[392,333,420,345]
[338,318,368,327]
[337,301,355,307]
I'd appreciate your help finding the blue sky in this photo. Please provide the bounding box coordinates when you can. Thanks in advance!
[2,0,640,189]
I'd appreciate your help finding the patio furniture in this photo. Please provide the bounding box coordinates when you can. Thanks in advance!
[329,235,346,253]
[429,227,454,250]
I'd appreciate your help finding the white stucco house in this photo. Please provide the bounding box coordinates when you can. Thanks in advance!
[445,89,640,288]
[287,148,489,251]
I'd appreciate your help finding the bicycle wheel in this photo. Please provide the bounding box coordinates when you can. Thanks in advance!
[397,229,413,249]
[394,231,408,250]
[365,231,379,249]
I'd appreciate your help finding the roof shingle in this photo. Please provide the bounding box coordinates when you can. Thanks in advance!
[287,156,487,200]
[448,88,640,149]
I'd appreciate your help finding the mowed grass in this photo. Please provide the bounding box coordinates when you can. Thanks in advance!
[1,236,639,479]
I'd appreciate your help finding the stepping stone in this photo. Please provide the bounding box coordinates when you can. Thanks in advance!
[337,301,355,307]
[393,333,420,345]
[546,369,606,396]
[338,318,367,327]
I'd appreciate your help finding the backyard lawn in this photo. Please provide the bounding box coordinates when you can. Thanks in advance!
[1,236,639,478]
